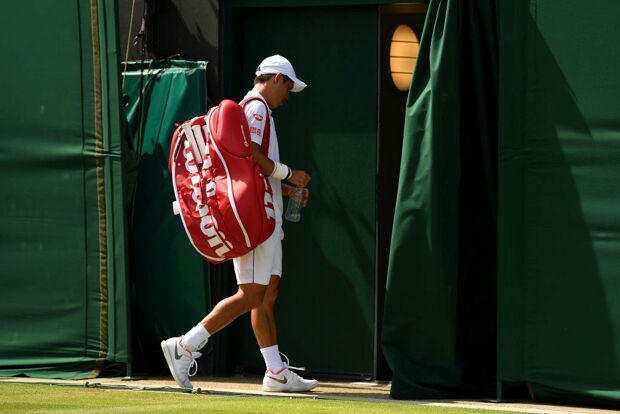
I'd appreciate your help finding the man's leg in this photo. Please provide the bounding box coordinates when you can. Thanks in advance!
[162,227,277,389]
[251,275,280,348]
[203,283,267,334]
[161,283,266,389]
[252,275,318,392]
[252,275,285,374]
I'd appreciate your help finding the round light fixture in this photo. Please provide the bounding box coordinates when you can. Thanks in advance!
[390,24,419,92]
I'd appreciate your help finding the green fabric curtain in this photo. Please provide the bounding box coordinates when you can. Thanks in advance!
[385,0,620,407]
[122,60,212,374]
[382,0,498,399]
[0,0,130,378]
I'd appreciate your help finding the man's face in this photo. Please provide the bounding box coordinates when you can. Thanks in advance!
[270,74,294,108]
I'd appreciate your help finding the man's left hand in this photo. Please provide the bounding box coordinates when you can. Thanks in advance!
[283,184,310,207]
[288,169,311,187]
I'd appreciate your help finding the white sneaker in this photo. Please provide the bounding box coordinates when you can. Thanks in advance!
[262,368,318,392]
[160,337,201,389]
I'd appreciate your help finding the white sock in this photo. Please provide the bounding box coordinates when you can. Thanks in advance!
[261,344,285,373]
[182,323,210,351]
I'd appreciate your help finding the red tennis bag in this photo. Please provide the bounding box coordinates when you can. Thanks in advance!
[169,98,275,263]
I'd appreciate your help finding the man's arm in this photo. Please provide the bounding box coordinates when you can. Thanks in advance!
[251,143,311,186]
[252,143,275,176]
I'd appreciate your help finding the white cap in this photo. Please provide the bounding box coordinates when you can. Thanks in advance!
[255,55,307,93]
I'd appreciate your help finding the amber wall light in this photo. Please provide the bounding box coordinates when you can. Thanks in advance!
[390,24,419,92]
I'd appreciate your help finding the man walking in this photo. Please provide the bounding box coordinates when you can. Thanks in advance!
[161,55,317,393]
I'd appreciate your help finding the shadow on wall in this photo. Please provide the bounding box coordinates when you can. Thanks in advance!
[499,10,619,406]
[151,0,220,103]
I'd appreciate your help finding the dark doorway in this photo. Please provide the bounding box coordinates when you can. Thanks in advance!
[376,3,428,380]
[225,5,379,379]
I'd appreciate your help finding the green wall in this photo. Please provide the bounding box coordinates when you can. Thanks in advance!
[0,0,129,378]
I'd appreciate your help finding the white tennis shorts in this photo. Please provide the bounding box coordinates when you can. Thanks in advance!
[233,226,283,285]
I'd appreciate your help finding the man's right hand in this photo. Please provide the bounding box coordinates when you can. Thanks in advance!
[288,170,311,187]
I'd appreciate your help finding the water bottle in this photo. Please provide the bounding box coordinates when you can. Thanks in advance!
[285,187,303,222]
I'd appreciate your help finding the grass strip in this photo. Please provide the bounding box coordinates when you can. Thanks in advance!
[0,383,521,414]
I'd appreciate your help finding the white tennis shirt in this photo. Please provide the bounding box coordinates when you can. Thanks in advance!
[243,90,284,224]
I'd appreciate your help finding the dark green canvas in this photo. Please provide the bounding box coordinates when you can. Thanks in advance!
[0,0,129,379]
[384,0,620,406]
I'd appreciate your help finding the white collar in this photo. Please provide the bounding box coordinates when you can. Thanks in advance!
[244,90,272,115]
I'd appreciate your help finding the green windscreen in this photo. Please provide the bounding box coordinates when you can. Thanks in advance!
[0,0,129,378]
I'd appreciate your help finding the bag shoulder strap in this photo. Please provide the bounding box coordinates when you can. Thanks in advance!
[239,96,271,154]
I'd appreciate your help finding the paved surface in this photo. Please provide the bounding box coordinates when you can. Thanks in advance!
[0,376,616,414]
